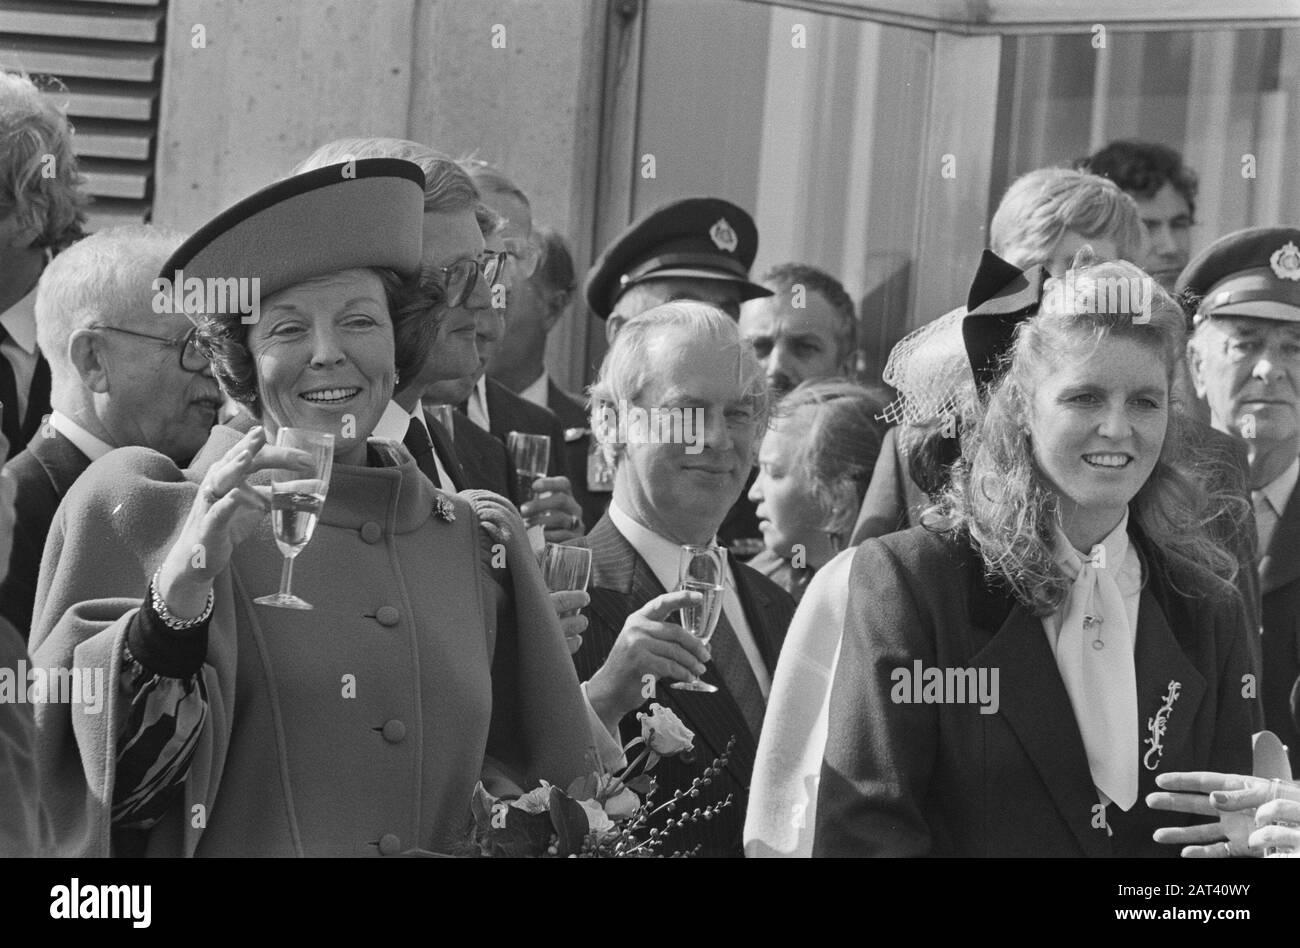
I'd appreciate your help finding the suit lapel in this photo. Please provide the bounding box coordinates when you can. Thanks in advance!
[423,410,466,491]
[31,429,91,496]
[484,377,513,442]
[1131,586,1206,798]
[19,351,51,447]
[1261,481,1300,595]
[972,601,1108,856]
[730,563,784,673]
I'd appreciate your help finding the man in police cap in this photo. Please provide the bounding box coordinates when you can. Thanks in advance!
[586,198,773,552]
[586,197,772,341]
[1182,226,1300,766]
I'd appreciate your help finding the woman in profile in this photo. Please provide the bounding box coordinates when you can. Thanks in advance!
[746,379,883,603]
[812,253,1258,857]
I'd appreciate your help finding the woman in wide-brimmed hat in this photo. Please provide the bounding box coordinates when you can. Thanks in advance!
[30,159,590,856]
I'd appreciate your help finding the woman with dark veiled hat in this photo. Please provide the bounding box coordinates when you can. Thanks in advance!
[811,251,1259,857]
[29,159,591,856]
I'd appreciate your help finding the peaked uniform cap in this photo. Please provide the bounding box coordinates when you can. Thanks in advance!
[584,196,772,319]
[1176,226,1300,324]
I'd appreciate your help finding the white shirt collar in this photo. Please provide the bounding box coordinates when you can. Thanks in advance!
[1258,456,1300,518]
[0,284,39,353]
[519,371,549,408]
[374,398,425,442]
[609,500,728,593]
[48,411,113,462]
[1050,510,1131,574]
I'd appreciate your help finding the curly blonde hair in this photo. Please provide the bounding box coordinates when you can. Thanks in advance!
[931,260,1241,615]
[0,72,87,252]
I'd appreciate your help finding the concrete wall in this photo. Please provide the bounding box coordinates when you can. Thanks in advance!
[154,0,605,390]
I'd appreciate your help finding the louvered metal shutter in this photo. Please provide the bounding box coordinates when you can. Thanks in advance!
[0,0,165,231]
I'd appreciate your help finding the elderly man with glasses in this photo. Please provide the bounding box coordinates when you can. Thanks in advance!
[0,225,222,638]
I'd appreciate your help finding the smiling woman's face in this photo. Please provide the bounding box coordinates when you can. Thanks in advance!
[248,268,395,465]
[1027,332,1168,541]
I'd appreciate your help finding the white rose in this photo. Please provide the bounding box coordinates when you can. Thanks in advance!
[604,785,640,821]
[637,703,694,756]
[510,780,554,814]
[579,799,615,836]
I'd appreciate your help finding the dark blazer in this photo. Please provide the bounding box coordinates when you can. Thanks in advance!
[815,524,1259,858]
[448,409,516,501]
[1261,476,1300,770]
[0,429,91,638]
[546,379,606,531]
[483,377,566,479]
[571,514,795,856]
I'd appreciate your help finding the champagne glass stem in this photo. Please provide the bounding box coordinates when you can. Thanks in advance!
[278,554,295,598]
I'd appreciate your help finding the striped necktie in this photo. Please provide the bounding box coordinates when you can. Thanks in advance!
[708,605,766,741]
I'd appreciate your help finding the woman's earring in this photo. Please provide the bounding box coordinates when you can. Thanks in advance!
[393,368,401,388]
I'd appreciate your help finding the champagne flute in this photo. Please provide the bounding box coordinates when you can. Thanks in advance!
[255,428,333,610]
[672,544,726,693]
[428,402,456,436]
[1264,778,1300,857]
[540,542,592,593]
[507,431,550,509]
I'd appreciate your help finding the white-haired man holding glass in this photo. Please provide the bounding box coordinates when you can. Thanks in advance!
[569,302,796,857]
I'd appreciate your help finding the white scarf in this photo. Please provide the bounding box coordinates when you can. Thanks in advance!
[1041,512,1142,811]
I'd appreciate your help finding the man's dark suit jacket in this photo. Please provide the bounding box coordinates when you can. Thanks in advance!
[816,524,1259,857]
[543,379,606,531]
[571,514,795,856]
[1,429,91,638]
[483,377,566,480]
[1261,475,1300,770]
[424,404,516,498]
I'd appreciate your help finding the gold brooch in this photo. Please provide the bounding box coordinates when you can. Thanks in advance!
[1143,680,1181,771]
[433,494,456,523]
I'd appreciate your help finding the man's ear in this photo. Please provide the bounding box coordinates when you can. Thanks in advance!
[605,315,625,344]
[541,289,571,332]
[68,329,111,394]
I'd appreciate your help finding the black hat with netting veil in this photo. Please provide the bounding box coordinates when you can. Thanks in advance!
[961,250,1049,393]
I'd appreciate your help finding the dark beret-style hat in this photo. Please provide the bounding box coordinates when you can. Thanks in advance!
[961,249,1049,392]
[584,196,773,319]
[1175,226,1300,324]
[160,158,426,322]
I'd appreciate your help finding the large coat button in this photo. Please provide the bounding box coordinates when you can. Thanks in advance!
[381,719,406,743]
[378,833,401,855]
[375,606,400,627]
[360,522,383,544]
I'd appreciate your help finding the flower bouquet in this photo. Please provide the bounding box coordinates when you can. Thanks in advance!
[469,703,734,857]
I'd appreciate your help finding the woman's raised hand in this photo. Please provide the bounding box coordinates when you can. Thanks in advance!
[156,426,315,621]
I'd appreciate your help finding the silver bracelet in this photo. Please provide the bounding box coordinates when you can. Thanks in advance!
[149,570,214,630]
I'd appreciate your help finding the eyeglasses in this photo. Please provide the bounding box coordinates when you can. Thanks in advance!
[438,251,509,308]
[93,324,210,372]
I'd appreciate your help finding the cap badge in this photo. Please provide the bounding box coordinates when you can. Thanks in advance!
[709,218,738,253]
[1269,241,1300,281]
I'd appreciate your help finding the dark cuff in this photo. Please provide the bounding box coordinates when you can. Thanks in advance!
[126,597,210,679]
